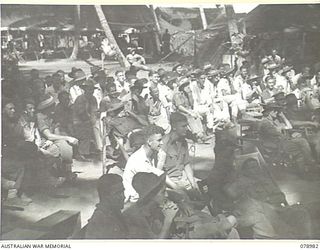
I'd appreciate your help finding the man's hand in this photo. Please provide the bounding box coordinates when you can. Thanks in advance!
[191,180,200,192]
[67,137,79,145]
[42,140,53,149]
[163,203,179,221]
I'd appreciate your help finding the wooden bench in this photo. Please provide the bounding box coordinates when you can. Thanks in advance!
[1,210,81,240]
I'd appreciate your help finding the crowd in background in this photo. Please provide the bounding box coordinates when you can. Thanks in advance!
[2,39,320,238]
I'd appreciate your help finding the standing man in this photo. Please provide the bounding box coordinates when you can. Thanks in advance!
[73,79,100,159]
[145,85,171,133]
[161,29,171,56]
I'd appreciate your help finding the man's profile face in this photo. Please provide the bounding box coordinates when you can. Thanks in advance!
[148,133,163,152]
[199,75,206,88]
[110,185,125,210]
[116,72,125,82]
[174,121,189,137]
[4,103,15,118]
[151,73,160,84]
[241,68,248,78]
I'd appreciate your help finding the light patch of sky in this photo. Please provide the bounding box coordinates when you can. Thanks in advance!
[153,4,258,13]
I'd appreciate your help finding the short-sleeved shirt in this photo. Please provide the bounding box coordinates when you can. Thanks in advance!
[123,146,164,202]
[18,114,41,144]
[114,80,130,95]
[217,78,232,96]
[37,112,58,135]
[145,97,162,116]
[261,89,275,103]
[233,75,246,94]
[191,81,212,107]
[159,132,190,180]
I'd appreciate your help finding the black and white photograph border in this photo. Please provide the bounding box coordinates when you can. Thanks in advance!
[1,1,320,248]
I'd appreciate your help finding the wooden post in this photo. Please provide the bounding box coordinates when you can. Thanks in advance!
[301,32,306,60]
[225,5,239,45]
[69,5,81,60]
[94,5,129,68]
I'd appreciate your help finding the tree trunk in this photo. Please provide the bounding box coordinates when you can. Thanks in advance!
[94,5,129,68]
[225,5,239,45]
[199,6,208,30]
[70,5,81,60]
[149,5,161,56]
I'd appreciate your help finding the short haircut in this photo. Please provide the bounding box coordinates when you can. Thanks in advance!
[285,93,298,105]
[170,112,188,126]
[144,125,164,139]
[97,174,123,201]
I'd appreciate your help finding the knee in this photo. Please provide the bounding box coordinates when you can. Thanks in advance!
[55,140,73,163]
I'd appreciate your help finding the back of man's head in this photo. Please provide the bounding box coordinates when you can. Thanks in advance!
[170,112,188,127]
[285,93,298,107]
[97,174,123,201]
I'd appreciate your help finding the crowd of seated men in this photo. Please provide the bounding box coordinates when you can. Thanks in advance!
[2,46,320,238]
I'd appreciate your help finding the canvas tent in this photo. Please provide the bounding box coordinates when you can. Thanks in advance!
[244,4,320,69]
[1,5,160,58]
[1,5,157,32]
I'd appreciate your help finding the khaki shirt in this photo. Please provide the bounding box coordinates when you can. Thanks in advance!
[158,132,190,180]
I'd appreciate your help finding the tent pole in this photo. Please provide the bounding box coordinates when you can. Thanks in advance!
[94,5,129,68]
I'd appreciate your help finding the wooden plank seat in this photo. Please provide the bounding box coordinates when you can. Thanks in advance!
[1,210,81,240]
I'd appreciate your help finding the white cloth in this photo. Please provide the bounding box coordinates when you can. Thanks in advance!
[93,84,103,108]
[69,85,84,104]
[233,75,246,94]
[275,75,291,94]
[122,146,164,202]
[217,78,232,97]
[114,80,130,94]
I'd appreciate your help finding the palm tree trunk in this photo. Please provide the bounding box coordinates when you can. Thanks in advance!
[94,5,129,68]
[70,5,81,60]
[149,5,161,56]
